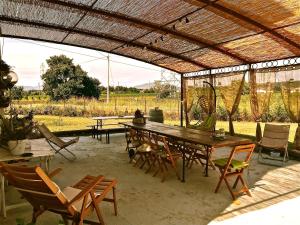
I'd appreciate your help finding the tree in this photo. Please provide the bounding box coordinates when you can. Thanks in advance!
[11,86,24,100]
[41,55,101,100]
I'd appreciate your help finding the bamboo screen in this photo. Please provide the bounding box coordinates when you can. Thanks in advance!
[1,0,300,73]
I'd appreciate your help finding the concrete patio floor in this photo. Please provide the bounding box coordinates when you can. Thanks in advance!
[1,134,300,225]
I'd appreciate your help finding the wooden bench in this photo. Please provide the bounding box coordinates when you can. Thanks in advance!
[87,125,126,144]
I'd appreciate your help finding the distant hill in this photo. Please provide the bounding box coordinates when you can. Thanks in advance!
[134,82,155,90]
[21,86,42,91]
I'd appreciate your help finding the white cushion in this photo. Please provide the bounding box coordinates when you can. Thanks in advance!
[63,186,92,212]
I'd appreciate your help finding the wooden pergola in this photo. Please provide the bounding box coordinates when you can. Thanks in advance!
[1,0,300,73]
[1,0,300,125]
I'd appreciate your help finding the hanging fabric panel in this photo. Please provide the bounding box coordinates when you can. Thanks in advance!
[215,71,246,136]
[276,66,300,150]
[249,69,276,141]
[183,75,214,126]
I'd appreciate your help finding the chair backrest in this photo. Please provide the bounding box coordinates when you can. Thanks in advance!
[225,144,256,170]
[261,124,290,150]
[37,124,65,147]
[0,163,75,214]
[126,128,139,143]
[152,134,179,157]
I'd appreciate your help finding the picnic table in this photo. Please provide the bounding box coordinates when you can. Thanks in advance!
[91,116,147,143]
[121,121,252,182]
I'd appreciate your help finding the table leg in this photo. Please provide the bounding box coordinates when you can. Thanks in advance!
[181,142,186,182]
[1,174,6,218]
[205,146,209,177]
[100,119,103,141]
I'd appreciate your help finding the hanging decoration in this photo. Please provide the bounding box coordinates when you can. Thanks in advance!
[215,71,246,136]
[183,75,214,126]
[249,68,276,141]
[276,66,300,150]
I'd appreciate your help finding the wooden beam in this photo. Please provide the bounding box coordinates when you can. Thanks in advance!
[186,0,300,54]
[60,0,99,42]
[37,0,248,63]
[0,16,209,69]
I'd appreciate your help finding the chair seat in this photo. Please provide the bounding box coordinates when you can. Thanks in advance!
[130,140,142,148]
[136,143,153,152]
[213,158,249,170]
[63,186,92,212]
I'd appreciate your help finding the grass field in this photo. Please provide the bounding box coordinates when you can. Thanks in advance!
[35,115,298,142]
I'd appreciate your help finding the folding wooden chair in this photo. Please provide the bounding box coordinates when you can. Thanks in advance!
[0,163,117,225]
[185,143,216,170]
[37,123,78,161]
[213,144,255,200]
[132,131,153,170]
[257,124,290,165]
[125,128,142,152]
[186,113,216,171]
[151,135,182,182]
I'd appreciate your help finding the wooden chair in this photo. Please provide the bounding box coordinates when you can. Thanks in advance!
[132,131,153,170]
[37,123,78,161]
[213,144,255,200]
[0,163,117,225]
[125,128,142,152]
[151,134,182,182]
[257,124,290,165]
[185,143,215,170]
[186,113,216,171]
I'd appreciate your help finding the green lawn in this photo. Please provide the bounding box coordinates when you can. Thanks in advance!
[35,115,298,142]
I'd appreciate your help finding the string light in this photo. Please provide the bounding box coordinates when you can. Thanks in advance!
[144,16,191,49]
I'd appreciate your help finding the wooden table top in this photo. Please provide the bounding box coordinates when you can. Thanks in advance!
[0,139,53,162]
[121,121,252,148]
[92,115,149,120]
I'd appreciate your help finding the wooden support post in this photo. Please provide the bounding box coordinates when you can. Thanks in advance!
[180,74,184,127]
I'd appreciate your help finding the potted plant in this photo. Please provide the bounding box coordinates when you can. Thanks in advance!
[0,109,35,155]
[132,109,146,124]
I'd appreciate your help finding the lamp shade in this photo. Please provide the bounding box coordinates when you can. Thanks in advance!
[8,71,18,84]
[7,71,18,88]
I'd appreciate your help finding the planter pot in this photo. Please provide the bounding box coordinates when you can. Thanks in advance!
[7,140,26,155]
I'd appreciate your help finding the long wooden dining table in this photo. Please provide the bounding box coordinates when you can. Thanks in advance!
[121,121,253,182]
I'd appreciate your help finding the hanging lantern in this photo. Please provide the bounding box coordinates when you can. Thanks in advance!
[7,71,18,88]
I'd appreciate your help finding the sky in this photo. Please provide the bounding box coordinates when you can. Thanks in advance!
[0,37,173,88]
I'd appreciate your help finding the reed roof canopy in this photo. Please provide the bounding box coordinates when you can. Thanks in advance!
[1,0,300,73]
